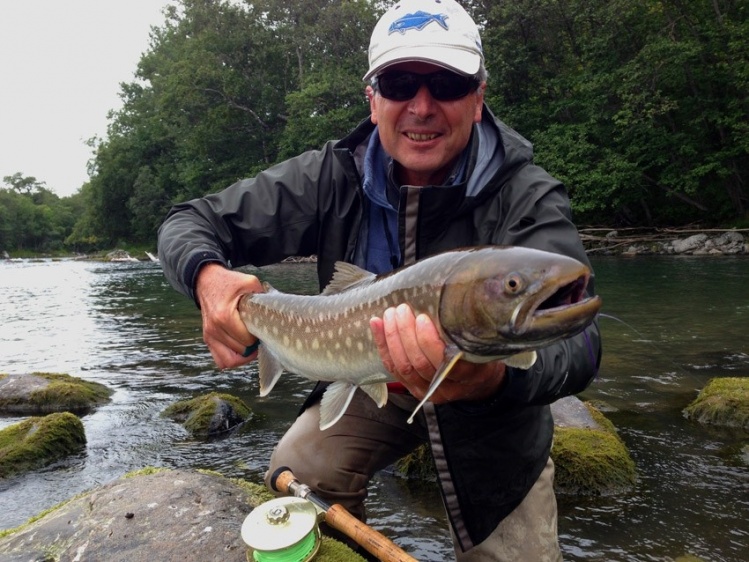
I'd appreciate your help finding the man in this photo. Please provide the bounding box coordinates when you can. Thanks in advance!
[158,0,601,559]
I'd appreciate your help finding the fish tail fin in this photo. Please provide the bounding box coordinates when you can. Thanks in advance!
[257,345,284,397]
[407,350,464,424]
[319,382,358,430]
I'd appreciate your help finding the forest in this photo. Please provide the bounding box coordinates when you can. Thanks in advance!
[1,0,747,254]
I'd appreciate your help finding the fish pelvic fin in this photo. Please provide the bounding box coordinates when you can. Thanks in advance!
[257,345,284,397]
[503,350,538,370]
[407,350,465,424]
[321,262,377,295]
[360,382,388,409]
[319,381,358,430]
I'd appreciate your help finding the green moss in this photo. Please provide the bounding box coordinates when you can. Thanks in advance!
[683,377,749,429]
[0,412,86,479]
[163,392,252,437]
[0,372,111,414]
[552,425,636,495]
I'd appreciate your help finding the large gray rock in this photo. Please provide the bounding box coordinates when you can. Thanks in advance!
[0,470,253,562]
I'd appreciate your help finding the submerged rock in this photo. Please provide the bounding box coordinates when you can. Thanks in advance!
[0,469,364,562]
[162,392,253,438]
[395,396,636,496]
[683,377,749,429]
[0,372,112,415]
[551,399,636,495]
[0,412,86,479]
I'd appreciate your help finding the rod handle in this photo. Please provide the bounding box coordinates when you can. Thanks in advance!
[325,504,418,562]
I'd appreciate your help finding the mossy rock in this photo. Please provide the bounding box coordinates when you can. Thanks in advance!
[0,412,86,479]
[0,468,366,562]
[0,372,112,415]
[163,392,252,438]
[394,443,437,482]
[683,377,749,429]
[552,404,636,495]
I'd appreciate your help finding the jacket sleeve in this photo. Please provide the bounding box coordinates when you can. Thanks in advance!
[483,162,602,407]
[157,145,335,303]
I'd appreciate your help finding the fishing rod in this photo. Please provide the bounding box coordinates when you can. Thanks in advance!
[269,466,419,562]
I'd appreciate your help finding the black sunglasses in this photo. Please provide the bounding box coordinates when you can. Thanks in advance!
[373,70,480,102]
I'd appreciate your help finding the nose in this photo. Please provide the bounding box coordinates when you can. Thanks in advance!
[408,84,437,117]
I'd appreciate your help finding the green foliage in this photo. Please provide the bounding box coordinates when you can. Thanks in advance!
[478,0,748,226]
[6,0,746,253]
[0,174,83,254]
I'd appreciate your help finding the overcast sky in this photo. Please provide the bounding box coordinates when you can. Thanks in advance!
[0,1,174,197]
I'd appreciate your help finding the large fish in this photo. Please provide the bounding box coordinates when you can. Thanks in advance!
[238,246,601,430]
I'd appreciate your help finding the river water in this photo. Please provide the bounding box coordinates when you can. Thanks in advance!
[0,256,747,561]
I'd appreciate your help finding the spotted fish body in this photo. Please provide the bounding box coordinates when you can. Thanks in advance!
[238,246,601,430]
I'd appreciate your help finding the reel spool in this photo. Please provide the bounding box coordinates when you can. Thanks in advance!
[241,496,322,562]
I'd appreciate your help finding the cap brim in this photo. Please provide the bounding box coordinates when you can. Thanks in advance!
[363,46,481,80]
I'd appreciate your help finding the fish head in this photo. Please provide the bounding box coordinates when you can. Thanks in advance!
[438,247,602,357]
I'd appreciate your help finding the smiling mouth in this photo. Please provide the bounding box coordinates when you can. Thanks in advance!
[406,132,439,141]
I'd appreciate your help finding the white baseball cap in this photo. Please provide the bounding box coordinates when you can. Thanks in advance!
[364,0,484,80]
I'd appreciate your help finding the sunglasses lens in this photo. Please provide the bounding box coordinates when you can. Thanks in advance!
[429,73,476,101]
[377,72,421,101]
[376,71,478,102]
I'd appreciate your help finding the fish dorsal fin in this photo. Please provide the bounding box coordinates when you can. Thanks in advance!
[319,381,358,430]
[407,350,465,424]
[321,262,377,295]
[360,382,388,409]
[257,345,284,397]
[503,350,537,370]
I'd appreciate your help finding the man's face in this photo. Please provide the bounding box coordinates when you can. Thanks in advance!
[367,62,485,187]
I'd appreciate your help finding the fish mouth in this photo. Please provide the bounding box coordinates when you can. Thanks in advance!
[521,271,602,336]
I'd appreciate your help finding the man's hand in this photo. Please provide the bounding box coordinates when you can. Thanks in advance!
[369,303,506,404]
[195,263,263,369]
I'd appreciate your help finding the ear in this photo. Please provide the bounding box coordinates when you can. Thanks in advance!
[366,85,378,124]
[473,83,486,123]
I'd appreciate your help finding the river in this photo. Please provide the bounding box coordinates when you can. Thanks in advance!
[0,256,747,561]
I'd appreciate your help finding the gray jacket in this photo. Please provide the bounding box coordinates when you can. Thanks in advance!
[158,105,602,550]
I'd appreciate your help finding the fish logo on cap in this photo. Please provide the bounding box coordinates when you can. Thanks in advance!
[388,11,449,34]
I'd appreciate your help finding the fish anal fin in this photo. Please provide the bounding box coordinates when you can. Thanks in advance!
[321,262,377,295]
[319,382,358,430]
[360,382,388,408]
[257,345,284,397]
[407,350,465,424]
[503,351,537,370]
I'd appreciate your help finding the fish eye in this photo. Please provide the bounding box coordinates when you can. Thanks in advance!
[504,273,524,294]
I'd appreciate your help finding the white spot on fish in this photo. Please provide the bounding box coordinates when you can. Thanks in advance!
[283,335,290,347]
[296,339,303,351]
[345,337,352,348]
[312,338,320,350]
[357,342,364,352]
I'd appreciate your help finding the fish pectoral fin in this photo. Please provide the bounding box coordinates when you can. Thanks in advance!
[319,382,358,430]
[321,262,377,295]
[360,382,388,408]
[407,351,465,424]
[257,345,284,397]
[503,350,537,370]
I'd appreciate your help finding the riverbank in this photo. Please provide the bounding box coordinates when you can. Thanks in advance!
[2,228,747,262]
[579,227,748,255]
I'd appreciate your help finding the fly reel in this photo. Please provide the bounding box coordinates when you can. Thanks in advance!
[241,496,322,562]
